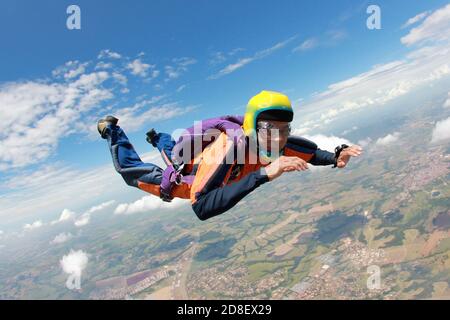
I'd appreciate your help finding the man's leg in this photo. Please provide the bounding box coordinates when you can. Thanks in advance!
[146,129,190,201]
[100,119,163,191]
[146,129,180,167]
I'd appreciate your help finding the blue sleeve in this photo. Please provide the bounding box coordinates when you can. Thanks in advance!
[192,168,270,221]
[285,136,336,166]
[310,148,336,166]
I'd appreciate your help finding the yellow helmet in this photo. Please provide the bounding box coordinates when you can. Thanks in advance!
[243,90,293,137]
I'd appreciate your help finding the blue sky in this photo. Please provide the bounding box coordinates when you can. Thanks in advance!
[1,0,450,230]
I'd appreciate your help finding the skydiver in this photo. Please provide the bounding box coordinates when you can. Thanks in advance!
[98,90,362,220]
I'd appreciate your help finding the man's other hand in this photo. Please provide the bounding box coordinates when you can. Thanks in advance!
[263,156,309,181]
[336,145,363,168]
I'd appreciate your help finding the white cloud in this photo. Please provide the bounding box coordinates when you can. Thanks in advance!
[95,61,113,70]
[59,209,75,221]
[23,220,44,231]
[431,116,450,144]
[209,48,245,66]
[97,49,122,60]
[164,57,196,81]
[74,213,90,227]
[51,209,76,225]
[4,165,69,190]
[209,58,253,79]
[51,232,73,244]
[165,65,180,79]
[209,51,227,65]
[86,200,116,214]
[152,70,160,78]
[208,36,297,79]
[52,61,89,80]
[292,38,319,52]
[173,57,197,68]
[229,47,245,56]
[112,72,127,86]
[290,134,353,171]
[402,11,431,29]
[127,58,153,77]
[116,102,198,132]
[176,84,187,92]
[73,200,116,227]
[401,4,450,45]
[65,65,88,80]
[375,132,400,146]
[302,134,353,152]
[0,71,113,170]
[60,250,88,277]
[327,30,348,42]
[292,30,347,53]
[114,195,188,215]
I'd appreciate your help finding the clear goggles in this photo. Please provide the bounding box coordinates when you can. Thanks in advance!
[256,121,292,137]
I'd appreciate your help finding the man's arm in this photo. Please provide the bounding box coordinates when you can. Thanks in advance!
[284,136,336,166]
[190,133,269,221]
[192,168,269,221]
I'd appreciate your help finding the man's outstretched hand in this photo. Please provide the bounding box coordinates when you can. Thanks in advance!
[262,145,363,180]
[336,145,363,168]
[263,156,309,181]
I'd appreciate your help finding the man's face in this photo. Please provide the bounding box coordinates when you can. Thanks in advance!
[256,120,291,153]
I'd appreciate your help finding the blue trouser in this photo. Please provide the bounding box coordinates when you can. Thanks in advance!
[105,124,176,188]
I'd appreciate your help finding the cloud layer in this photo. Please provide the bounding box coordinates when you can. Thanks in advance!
[401,4,450,45]
[293,5,450,136]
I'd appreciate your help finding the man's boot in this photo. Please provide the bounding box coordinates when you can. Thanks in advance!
[97,116,119,139]
[146,128,158,147]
